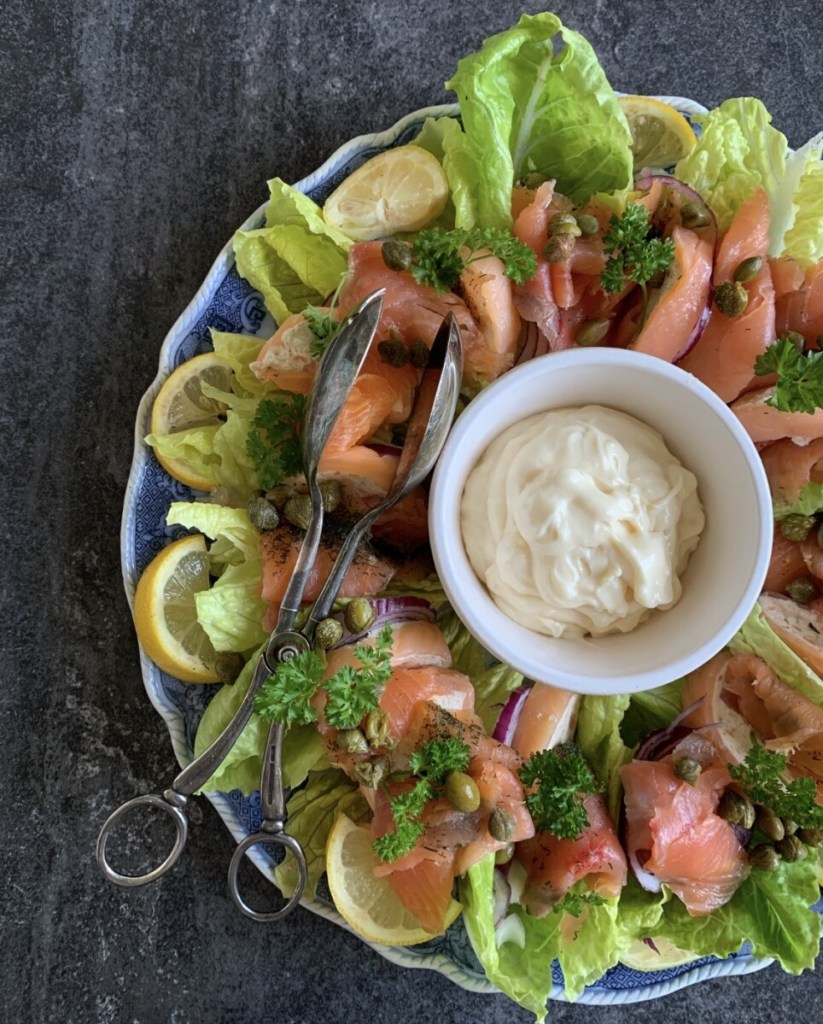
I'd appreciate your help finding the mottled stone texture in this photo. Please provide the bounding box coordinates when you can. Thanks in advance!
[2,0,823,1021]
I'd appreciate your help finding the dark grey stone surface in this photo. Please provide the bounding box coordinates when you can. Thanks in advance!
[3,0,823,1021]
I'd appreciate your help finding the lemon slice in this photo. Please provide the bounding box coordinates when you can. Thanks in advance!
[133,534,219,683]
[326,813,462,946]
[323,145,449,241]
[150,352,233,490]
[618,936,698,972]
[619,96,697,169]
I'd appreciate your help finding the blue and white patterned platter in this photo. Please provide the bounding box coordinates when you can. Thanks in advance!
[122,99,792,1005]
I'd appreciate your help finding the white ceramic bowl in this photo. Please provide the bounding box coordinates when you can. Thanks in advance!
[429,348,773,695]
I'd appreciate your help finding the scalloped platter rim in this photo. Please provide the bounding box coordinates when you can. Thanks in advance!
[121,98,786,1006]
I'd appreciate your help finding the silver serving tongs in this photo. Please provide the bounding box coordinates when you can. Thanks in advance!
[227,312,463,922]
[96,290,385,888]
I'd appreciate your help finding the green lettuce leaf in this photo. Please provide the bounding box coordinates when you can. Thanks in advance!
[438,605,524,732]
[773,481,823,520]
[445,12,632,229]
[165,502,268,653]
[379,574,448,608]
[209,329,269,396]
[576,694,633,823]
[730,603,823,707]
[145,425,222,488]
[273,770,369,900]
[675,97,823,264]
[234,178,350,324]
[194,647,328,795]
[656,853,821,974]
[620,679,684,748]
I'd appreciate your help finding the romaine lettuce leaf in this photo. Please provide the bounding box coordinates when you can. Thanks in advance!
[234,178,350,324]
[730,603,823,707]
[145,425,221,488]
[675,97,823,264]
[210,329,271,396]
[576,694,633,823]
[619,679,684,748]
[445,12,632,229]
[165,502,269,653]
[273,770,369,900]
[655,853,822,974]
[773,481,823,521]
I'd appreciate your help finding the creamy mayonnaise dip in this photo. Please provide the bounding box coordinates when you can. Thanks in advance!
[460,405,705,638]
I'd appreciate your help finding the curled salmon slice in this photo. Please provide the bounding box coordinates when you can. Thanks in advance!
[322,621,452,680]
[732,386,823,444]
[516,794,627,917]
[509,684,580,760]
[511,181,561,344]
[760,437,823,506]
[759,592,823,684]
[250,311,318,393]
[379,670,476,742]
[776,260,823,345]
[762,526,807,594]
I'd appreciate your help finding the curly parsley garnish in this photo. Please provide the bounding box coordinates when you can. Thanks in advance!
[303,304,339,360]
[254,625,394,730]
[410,226,537,293]
[519,742,603,840]
[246,393,305,489]
[728,742,823,829]
[373,735,472,863]
[601,203,674,332]
[753,336,823,414]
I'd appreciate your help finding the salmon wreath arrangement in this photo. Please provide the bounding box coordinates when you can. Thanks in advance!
[132,11,823,1021]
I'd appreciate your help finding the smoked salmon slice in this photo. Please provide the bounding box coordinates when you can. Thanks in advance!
[775,260,823,345]
[378,669,476,741]
[762,526,807,594]
[760,437,823,506]
[732,386,823,444]
[250,311,318,393]
[511,181,561,344]
[758,593,823,683]
[321,621,451,679]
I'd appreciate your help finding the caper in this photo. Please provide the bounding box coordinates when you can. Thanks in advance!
[713,280,749,317]
[337,728,369,754]
[521,172,544,189]
[755,805,785,842]
[779,514,816,543]
[798,827,823,847]
[575,318,610,348]
[543,234,575,263]
[781,818,799,836]
[381,240,413,272]
[494,843,515,865]
[377,338,410,367]
[315,617,344,650]
[547,212,581,237]
[718,789,756,829]
[733,256,764,284]
[214,651,245,684]
[284,494,312,531]
[355,755,389,789]
[267,483,297,510]
[445,771,481,813]
[776,834,806,862]
[680,201,711,229]
[409,338,430,368]
[786,578,817,605]
[575,213,600,236]
[674,757,701,785]
[319,479,342,514]
[345,597,376,634]
[782,330,805,353]
[247,495,280,531]
[488,807,517,842]
[749,843,781,871]
[364,708,392,748]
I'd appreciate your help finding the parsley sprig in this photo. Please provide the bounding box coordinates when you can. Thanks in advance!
[601,203,675,333]
[254,624,394,730]
[410,226,537,293]
[553,888,607,918]
[519,742,603,840]
[303,304,339,360]
[373,736,472,863]
[753,336,823,414]
[728,742,823,829]
[246,393,305,489]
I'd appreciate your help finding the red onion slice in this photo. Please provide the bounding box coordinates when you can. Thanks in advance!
[492,685,532,746]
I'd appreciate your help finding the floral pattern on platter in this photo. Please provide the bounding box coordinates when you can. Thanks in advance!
[121,98,813,1006]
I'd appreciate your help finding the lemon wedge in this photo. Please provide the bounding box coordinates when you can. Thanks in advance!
[323,145,449,241]
[619,96,697,170]
[618,936,697,972]
[326,813,462,946]
[133,534,219,683]
[150,352,232,490]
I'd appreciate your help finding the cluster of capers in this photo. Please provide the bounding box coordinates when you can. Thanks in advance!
[717,787,823,870]
[247,480,344,534]
[315,599,376,652]
[543,210,598,263]
[777,510,823,604]
[712,256,765,318]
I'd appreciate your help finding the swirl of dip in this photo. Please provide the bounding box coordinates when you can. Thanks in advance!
[460,405,705,638]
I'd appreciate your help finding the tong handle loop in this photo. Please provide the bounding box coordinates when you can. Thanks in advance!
[227,830,307,923]
[96,791,189,887]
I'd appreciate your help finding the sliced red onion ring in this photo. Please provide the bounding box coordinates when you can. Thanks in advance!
[635,170,716,234]
[628,846,662,894]
[634,698,706,761]
[515,320,539,365]
[492,685,532,746]
[674,300,711,362]
[493,868,512,927]
[328,595,436,649]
